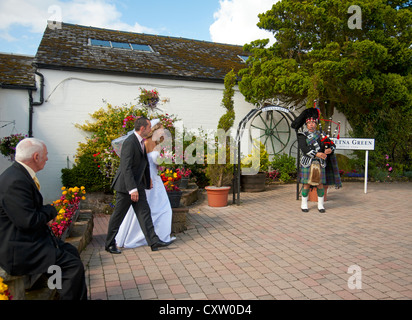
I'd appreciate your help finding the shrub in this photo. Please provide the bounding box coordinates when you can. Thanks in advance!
[269,153,297,182]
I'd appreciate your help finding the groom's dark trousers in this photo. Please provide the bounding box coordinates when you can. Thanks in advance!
[105,133,159,249]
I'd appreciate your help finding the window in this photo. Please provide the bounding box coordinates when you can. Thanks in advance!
[131,44,153,52]
[238,55,249,63]
[90,39,111,47]
[111,41,131,49]
[89,38,153,53]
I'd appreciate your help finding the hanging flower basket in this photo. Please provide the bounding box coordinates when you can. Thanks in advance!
[0,133,27,161]
[138,88,160,110]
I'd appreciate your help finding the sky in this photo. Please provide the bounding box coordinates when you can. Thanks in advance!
[0,0,277,56]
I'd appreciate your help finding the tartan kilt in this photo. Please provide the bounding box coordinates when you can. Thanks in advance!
[300,165,326,185]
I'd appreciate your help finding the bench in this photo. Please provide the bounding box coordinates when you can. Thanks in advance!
[0,209,93,300]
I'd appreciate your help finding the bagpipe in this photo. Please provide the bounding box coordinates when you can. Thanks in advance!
[313,101,341,153]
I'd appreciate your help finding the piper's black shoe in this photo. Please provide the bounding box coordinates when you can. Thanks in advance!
[318,208,326,213]
[301,208,309,212]
[151,240,173,251]
[105,244,121,254]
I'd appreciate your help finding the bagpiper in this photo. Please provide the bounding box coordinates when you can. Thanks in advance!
[291,106,342,213]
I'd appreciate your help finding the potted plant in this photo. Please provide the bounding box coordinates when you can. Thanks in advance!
[0,133,27,161]
[240,140,269,192]
[205,70,236,207]
[160,168,183,208]
[177,167,192,189]
[138,87,160,111]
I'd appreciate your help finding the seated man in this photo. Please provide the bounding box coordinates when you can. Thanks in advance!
[0,138,87,300]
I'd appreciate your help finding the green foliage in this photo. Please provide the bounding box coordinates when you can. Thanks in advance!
[269,153,297,182]
[65,100,179,192]
[61,154,108,192]
[238,0,411,168]
[207,70,237,187]
[241,140,270,172]
[218,69,236,131]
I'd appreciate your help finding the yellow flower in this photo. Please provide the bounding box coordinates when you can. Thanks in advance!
[173,173,177,178]
[61,186,66,190]
[62,191,67,195]
[81,196,86,200]
[59,209,66,214]
[81,186,85,190]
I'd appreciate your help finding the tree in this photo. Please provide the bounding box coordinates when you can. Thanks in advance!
[238,0,411,170]
[206,70,237,187]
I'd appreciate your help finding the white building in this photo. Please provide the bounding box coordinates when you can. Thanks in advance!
[0,23,350,202]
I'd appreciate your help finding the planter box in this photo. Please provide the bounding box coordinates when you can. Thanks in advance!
[241,172,266,192]
[167,191,183,208]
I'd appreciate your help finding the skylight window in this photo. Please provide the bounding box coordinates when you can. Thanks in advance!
[238,55,249,63]
[130,44,153,52]
[90,39,111,47]
[111,41,131,49]
[89,38,154,53]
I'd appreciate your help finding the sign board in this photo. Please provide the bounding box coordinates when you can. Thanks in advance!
[261,106,290,113]
[330,137,375,194]
[331,138,375,151]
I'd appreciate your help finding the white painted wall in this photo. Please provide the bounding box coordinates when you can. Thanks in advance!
[0,88,30,174]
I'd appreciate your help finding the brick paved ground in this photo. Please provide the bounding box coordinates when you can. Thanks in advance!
[80,182,412,300]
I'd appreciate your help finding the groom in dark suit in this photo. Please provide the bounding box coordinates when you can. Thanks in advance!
[0,138,87,300]
[105,117,172,253]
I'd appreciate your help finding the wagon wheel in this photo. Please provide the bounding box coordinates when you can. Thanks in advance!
[248,109,293,157]
[289,139,299,165]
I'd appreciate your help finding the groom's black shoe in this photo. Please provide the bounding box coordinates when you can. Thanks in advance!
[106,245,121,254]
[151,240,173,252]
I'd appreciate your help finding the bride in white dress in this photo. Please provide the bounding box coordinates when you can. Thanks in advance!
[116,119,175,248]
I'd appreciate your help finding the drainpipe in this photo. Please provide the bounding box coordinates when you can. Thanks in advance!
[28,71,44,137]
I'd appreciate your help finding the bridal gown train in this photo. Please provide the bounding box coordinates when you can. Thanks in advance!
[116,151,175,248]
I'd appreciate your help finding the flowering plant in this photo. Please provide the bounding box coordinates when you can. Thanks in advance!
[178,167,192,178]
[138,88,160,108]
[50,186,86,238]
[0,133,27,159]
[160,168,182,192]
[122,115,138,130]
[93,148,120,181]
[266,170,280,184]
[0,277,12,300]
[385,154,393,178]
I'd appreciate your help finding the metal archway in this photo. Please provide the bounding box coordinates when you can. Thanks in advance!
[233,102,299,205]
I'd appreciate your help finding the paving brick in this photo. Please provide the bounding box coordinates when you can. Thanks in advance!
[81,182,412,300]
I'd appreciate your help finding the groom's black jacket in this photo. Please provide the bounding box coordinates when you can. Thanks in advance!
[112,133,151,193]
[0,162,58,275]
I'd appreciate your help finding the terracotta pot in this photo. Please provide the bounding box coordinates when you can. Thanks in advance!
[205,186,230,207]
[308,186,328,202]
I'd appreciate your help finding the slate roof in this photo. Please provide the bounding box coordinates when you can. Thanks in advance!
[0,53,36,89]
[34,23,248,82]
